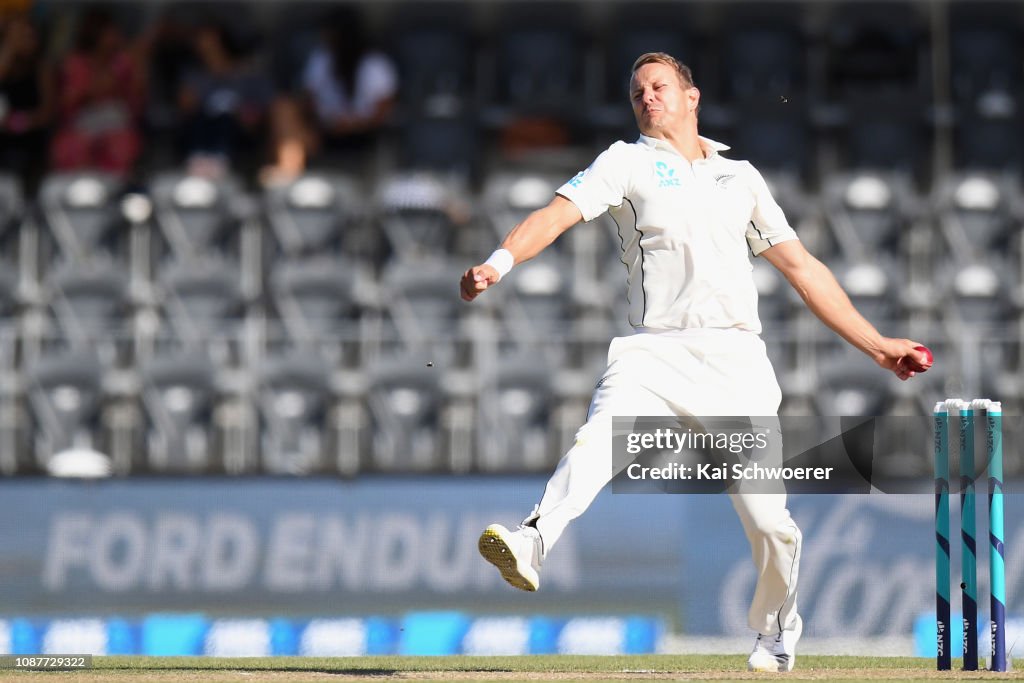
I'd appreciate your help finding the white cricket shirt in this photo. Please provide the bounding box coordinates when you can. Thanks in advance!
[556,134,798,334]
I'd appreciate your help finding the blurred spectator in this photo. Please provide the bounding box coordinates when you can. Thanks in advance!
[50,7,144,175]
[137,13,199,168]
[262,7,397,185]
[178,21,273,178]
[0,13,54,191]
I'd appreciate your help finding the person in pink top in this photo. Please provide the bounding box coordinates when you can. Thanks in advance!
[51,8,145,175]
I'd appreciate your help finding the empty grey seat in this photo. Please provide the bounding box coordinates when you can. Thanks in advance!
[948,7,1023,170]
[150,171,248,262]
[38,172,127,268]
[822,171,919,259]
[258,353,336,475]
[375,172,464,261]
[392,24,474,119]
[477,352,555,472]
[844,106,930,177]
[401,117,479,176]
[366,355,442,472]
[375,257,464,363]
[824,3,931,175]
[0,264,18,320]
[732,113,812,181]
[825,2,929,99]
[27,350,106,471]
[157,259,245,362]
[833,256,905,325]
[814,356,893,418]
[0,174,24,261]
[954,117,1024,172]
[934,173,1021,259]
[945,261,1015,326]
[949,5,1023,113]
[47,263,130,362]
[500,253,573,345]
[141,352,218,473]
[721,7,806,103]
[491,10,584,118]
[270,257,365,364]
[263,174,365,259]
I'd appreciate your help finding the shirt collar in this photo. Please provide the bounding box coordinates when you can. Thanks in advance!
[637,134,731,158]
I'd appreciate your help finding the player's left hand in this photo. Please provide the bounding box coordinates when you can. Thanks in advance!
[875,339,933,381]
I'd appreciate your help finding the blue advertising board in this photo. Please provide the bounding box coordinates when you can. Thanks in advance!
[0,478,683,616]
[1,479,1022,641]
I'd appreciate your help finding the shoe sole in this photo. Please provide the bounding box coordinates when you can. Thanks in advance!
[478,526,538,592]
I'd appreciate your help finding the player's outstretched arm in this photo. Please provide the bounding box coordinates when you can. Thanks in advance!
[761,240,931,381]
[459,195,582,302]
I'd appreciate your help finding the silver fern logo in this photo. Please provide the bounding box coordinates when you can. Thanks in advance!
[714,174,736,189]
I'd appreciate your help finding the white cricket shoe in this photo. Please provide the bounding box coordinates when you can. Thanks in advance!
[747,615,802,672]
[478,523,543,592]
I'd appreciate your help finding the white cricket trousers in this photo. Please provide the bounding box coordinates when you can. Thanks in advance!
[533,328,801,636]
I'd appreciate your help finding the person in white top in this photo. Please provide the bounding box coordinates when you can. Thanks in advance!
[262,8,398,184]
[460,53,930,672]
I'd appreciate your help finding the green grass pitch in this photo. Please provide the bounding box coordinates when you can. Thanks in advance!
[4,655,1023,681]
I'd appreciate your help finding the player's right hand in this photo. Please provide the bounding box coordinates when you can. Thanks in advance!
[875,338,931,381]
[460,264,500,301]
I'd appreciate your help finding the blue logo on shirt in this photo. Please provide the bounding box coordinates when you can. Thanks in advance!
[655,162,680,188]
[567,171,586,187]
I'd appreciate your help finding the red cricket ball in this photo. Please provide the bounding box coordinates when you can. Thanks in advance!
[905,345,933,373]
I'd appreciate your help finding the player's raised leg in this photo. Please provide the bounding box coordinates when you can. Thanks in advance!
[479,337,677,591]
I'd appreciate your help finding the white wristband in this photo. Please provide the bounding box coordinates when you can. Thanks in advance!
[484,248,515,281]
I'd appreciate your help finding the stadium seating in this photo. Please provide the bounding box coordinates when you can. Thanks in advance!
[149,172,250,266]
[391,12,476,120]
[719,4,807,104]
[366,353,446,471]
[821,171,920,259]
[46,262,131,364]
[592,3,694,131]
[25,350,108,471]
[263,174,366,259]
[375,256,466,364]
[140,351,219,473]
[476,351,559,471]
[156,258,247,366]
[268,257,365,366]
[486,4,586,121]
[258,352,337,475]
[933,172,1022,262]
[950,5,1024,111]
[0,175,24,266]
[0,0,1020,476]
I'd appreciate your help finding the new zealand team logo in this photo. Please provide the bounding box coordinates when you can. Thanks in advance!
[655,162,680,188]
[714,173,736,189]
